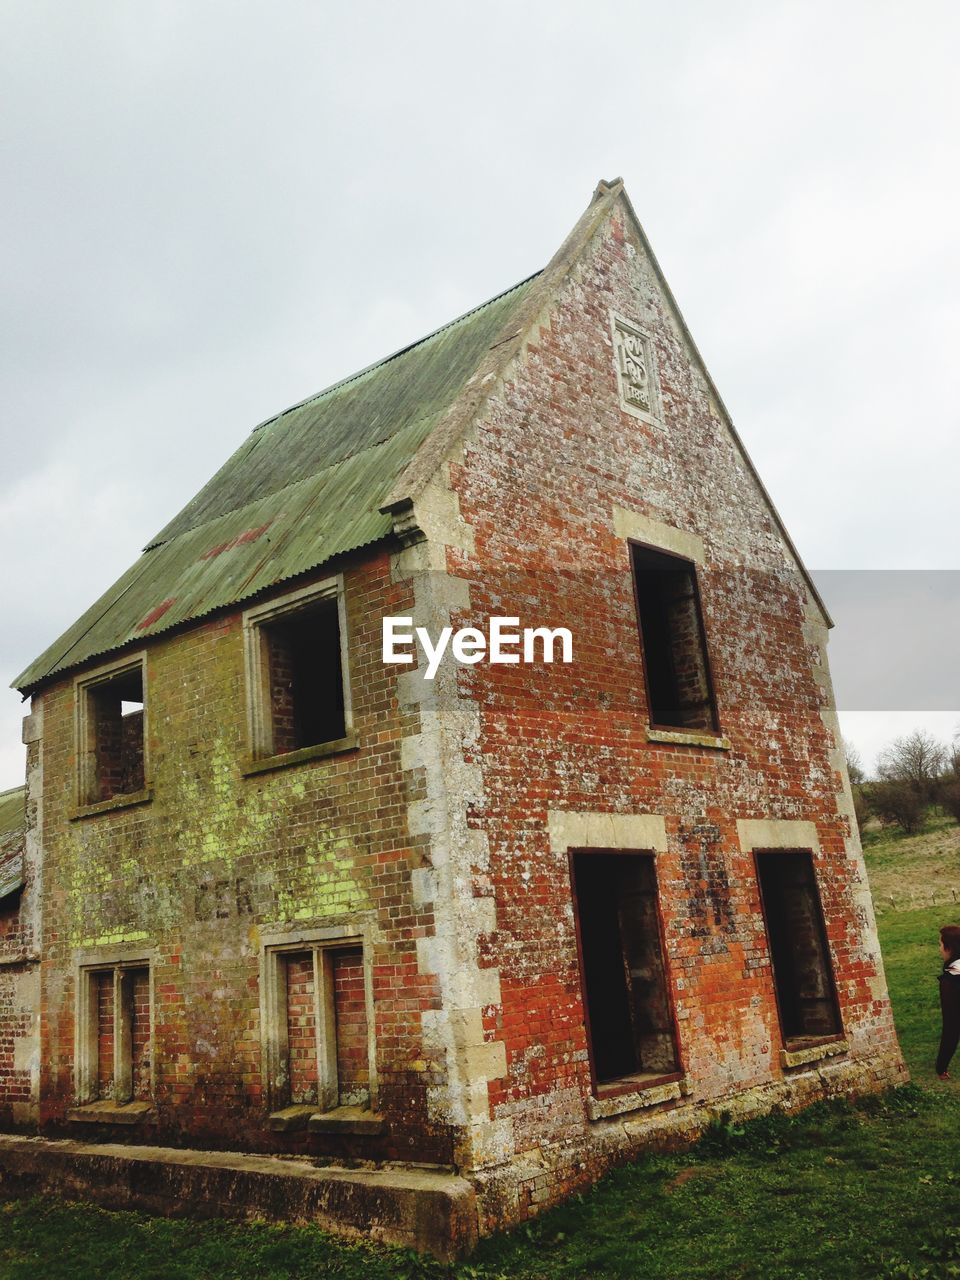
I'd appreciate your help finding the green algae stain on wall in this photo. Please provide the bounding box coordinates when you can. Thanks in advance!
[275,833,369,922]
[172,740,276,872]
[65,817,152,948]
[61,736,370,944]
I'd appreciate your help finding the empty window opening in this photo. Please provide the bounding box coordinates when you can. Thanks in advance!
[756,852,842,1046]
[572,852,679,1088]
[631,545,717,733]
[264,599,346,755]
[275,942,370,1112]
[84,666,145,802]
[84,963,151,1104]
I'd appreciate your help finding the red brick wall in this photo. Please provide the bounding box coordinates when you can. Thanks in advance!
[333,947,368,1107]
[285,952,318,1105]
[0,893,24,955]
[0,768,36,1121]
[130,968,151,1101]
[92,698,144,801]
[267,629,299,756]
[95,972,114,1100]
[34,549,447,1160]
[0,974,32,1111]
[436,203,903,1202]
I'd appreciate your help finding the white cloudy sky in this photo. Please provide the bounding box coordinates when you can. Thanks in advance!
[1,0,958,789]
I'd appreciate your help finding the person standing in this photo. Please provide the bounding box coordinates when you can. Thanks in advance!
[936,925,960,1079]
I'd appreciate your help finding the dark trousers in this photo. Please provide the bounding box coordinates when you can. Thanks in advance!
[937,973,960,1075]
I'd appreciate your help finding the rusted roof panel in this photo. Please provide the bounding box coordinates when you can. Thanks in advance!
[14,274,539,692]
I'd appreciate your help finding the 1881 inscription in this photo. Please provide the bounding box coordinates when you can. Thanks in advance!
[613,316,657,416]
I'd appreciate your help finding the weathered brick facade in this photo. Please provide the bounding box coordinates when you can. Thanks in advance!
[0,763,40,1127]
[2,179,906,1245]
[27,551,457,1161]
[409,189,908,1222]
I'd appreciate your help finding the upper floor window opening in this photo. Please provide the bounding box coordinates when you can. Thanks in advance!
[75,655,147,806]
[630,543,718,734]
[243,576,352,763]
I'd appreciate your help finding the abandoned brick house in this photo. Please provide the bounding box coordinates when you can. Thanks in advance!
[0,179,905,1249]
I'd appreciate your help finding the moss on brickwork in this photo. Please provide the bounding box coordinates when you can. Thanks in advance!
[36,551,450,1162]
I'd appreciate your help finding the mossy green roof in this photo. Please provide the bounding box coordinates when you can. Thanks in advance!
[0,787,25,841]
[14,273,539,692]
[0,786,25,899]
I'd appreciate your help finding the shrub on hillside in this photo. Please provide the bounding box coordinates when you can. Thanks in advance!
[943,780,960,825]
[871,780,926,835]
[852,784,872,838]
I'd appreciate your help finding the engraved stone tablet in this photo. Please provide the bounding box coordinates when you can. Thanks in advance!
[613,316,658,418]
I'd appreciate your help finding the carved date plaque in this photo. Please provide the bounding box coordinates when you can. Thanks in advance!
[612,315,659,419]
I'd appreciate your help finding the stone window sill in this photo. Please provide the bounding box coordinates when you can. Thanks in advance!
[780,1037,849,1070]
[646,728,731,750]
[267,1104,384,1136]
[586,1072,686,1121]
[68,1100,153,1125]
[242,733,359,778]
[0,950,40,968]
[70,788,153,821]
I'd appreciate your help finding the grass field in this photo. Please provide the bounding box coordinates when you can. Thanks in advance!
[1,869,958,1277]
[862,810,960,916]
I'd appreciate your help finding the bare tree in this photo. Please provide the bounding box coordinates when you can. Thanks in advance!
[946,724,960,824]
[876,729,947,799]
[843,738,866,786]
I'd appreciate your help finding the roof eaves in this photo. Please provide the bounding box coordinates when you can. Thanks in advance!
[12,524,394,696]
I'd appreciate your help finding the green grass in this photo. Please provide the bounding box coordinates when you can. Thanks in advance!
[879,903,953,1081]
[860,808,956,851]
[861,809,960,915]
[1,907,958,1279]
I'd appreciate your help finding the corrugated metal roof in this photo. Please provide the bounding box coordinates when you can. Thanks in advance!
[14,273,539,692]
[0,786,25,900]
[0,786,24,840]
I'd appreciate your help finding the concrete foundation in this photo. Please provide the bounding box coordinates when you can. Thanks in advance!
[0,1134,477,1261]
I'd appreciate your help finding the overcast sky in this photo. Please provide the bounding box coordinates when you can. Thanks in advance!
[1,0,958,789]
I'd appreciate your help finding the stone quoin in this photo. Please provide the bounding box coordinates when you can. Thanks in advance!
[0,178,906,1257]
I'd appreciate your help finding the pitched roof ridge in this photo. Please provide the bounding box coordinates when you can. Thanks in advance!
[382,180,625,513]
[0,786,25,800]
[250,269,543,436]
